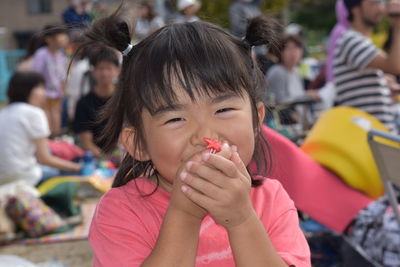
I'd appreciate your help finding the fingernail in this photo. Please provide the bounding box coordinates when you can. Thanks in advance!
[231,145,237,152]
[202,150,210,161]
[181,185,188,192]
[186,161,193,170]
[222,142,229,150]
[180,171,187,181]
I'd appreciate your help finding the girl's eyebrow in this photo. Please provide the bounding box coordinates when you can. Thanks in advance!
[211,93,241,104]
[153,93,241,116]
[153,104,185,116]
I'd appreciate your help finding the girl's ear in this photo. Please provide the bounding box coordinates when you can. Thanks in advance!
[256,102,266,127]
[121,127,151,162]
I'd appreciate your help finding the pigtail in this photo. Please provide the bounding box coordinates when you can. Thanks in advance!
[84,3,133,52]
[74,2,134,154]
[244,16,282,55]
[69,2,138,186]
[242,16,282,182]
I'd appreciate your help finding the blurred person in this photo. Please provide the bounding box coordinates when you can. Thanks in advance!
[154,0,176,23]
[16,34,45,72]
[0,72,81,187]
[135,1,165,42]
[73,46,121,157]
[326,0,350,83]
[64,29,91,120]
[229,0,262,38]
[62,0,92,29]
[174,0,201,23]
[333,0,400,131]
[32,24,69,137]
[266,35,319,125]
[91,1,109,21]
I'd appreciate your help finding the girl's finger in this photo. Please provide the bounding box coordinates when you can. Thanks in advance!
[181,184,215,210]
[202,152,238,178]
[231,152,251,184]
[180,170,223,200]
[231,152,250,178]
[186,161,226,188]
[216,142,232,159]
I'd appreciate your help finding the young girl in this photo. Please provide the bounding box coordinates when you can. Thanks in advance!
[32,24,69,137]
[84,7,310,267]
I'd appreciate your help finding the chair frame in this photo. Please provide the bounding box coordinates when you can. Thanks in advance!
[368,129,400,226]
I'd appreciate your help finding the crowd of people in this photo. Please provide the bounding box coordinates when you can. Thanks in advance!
[2,0,400,266]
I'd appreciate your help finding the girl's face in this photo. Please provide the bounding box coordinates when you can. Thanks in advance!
[46,33,69,49]
[28,84,46,108]
[136,86,264,185]
[282,41,303,69]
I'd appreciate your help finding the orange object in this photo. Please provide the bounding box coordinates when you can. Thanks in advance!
[203,137,223,153]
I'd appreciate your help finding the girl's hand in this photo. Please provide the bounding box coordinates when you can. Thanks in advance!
[169,152,208,221]
[180,144,254,229]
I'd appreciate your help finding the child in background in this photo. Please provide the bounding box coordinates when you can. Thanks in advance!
[0,72,81,187]
[73,46,121,157]
[32,24,69,137]
[135,1,165,42]
[83,7,310,267]
[174,0,201,23]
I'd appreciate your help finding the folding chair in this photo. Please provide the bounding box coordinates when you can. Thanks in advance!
[367,129,400,226]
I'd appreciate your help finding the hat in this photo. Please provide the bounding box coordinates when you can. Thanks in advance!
[177,0,201,11]
[343,0,362,12]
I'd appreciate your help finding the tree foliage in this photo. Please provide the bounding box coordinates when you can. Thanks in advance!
[290,0,336,35]
[198,0,288,29]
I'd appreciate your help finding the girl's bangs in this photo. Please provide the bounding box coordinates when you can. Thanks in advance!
[131,22,254,114]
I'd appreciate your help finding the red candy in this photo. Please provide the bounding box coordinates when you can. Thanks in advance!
[203,137,223,153]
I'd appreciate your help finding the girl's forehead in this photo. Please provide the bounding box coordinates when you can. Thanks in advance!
[168,85,245,104]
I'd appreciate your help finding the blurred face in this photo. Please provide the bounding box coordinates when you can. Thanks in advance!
[135,86,264,185]
[183,4,197,16]
[46,33,69,49]
[282,41,303,69]
[28,84,46,108]
[92,61,120,89]
[140,5,150,18]
[358,0,386,26]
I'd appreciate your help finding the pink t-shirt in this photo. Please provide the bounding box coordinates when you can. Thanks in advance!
[89,177,311,267]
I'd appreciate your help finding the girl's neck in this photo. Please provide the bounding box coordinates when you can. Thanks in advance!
[149,174,173,193]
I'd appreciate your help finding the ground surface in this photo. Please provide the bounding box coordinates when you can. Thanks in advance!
[0,239,92,267]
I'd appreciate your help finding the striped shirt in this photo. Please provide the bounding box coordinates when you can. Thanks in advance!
[333,29,395,130]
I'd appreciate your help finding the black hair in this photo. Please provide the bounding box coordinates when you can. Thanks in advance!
[89,45,120,67]
[7,71,45,104]
[344,0,363,21]
[42,24,69,38]
[21,33,45,61]
[78,3,281,189]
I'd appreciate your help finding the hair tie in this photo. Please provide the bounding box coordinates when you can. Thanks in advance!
[122,43,133,56]
[241,37,253,49]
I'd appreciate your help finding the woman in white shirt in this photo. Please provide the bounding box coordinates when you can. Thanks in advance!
[0,72,81,186]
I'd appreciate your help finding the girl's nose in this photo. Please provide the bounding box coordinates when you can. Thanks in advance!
[190,125,218,148]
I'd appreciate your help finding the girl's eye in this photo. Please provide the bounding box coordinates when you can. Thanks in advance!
[165,118,185,124]
[216,108,234,114]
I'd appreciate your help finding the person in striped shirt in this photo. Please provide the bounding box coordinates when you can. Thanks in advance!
[333,0,400,131]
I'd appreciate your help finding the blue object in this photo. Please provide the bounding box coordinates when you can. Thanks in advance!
[80,151,96,176]
[0,50,25,103]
